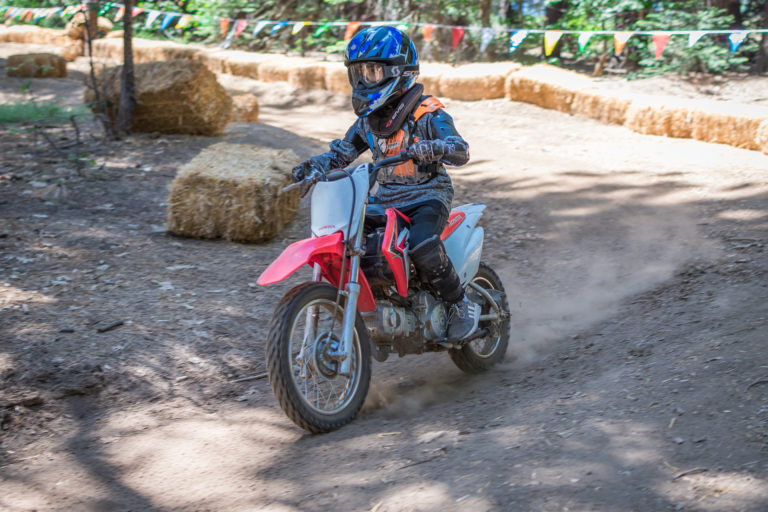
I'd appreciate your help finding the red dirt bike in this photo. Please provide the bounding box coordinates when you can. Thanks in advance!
[257,153,510,433]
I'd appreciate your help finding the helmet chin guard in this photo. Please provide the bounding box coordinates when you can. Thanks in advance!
[344,26,419,117]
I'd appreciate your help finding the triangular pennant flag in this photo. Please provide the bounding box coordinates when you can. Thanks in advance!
[160,14,178,30]
[451,27,465,51]
[577,32,593,53]
[252,20,269,37]
[314,22,332,36]
[113,6,124,22]
[614,31,633,55]
[219,18,230,38]
[396,23,409,32]
[292,21,309,35]
[544,30,564,56]
[270,21,289,34]
[176,14,193,29]
[688,31,705,47]
[132,7,144,18]
[480,27,495,52]
[345,21,361,41]
[422,24,435,43]
[24,9,33,22]
[729,31,749,52]
[145,10,161,28]
[509,29,529,53]
[652,33,671,59]
[234,19,248,38]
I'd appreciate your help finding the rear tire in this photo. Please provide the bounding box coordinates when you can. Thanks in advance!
[449,262,510,373]
[266,282,371,433]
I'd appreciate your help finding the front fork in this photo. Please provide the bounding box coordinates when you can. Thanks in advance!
[328,205,367,376]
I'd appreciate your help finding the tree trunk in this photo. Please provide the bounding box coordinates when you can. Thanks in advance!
[753,2,768,74]
[116,0,135,137]
[710,0,742,25]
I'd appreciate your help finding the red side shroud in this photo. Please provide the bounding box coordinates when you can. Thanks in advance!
[440,211,466,240]
[257,232,377,312]
[382,208,410,297]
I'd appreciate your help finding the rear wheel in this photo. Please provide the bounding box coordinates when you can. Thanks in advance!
[266,282,371,433]
[449,262,510,373]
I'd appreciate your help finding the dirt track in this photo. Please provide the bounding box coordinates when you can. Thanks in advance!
[2,43,768,511]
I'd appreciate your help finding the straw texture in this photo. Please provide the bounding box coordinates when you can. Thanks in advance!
[6,53,66,78]
[166,143,300,243]
[231,93,260,123]
[440,62,520,101]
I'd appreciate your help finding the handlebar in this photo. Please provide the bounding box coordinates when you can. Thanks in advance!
[282,152,412,193]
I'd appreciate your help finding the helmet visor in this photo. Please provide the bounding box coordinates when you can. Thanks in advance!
[348,61,387,87]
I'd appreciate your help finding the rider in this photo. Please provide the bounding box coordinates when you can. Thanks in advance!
[290,25,478,340]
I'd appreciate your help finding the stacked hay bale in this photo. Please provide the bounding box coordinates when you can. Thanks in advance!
[230,93,260,122]
[0,25,62,45]
[624,96,698,139]
[6,53,67,78]
[419,62,453,96]
[570,87,634,125]
[91,38,201,64]
[689,101,768,151]
[64,12,113,39]
[167,143,300,243]
[505,64,592,114]
[288,62,327,90]
[320,62,352,94]
[757,120,768,155]
[84,60,232,135]
[439,62,520,101]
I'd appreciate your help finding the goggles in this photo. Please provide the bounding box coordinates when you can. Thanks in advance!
[347,61,418,88]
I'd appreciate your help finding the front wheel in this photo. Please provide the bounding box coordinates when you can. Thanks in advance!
[449,262,510,373]
[266,282,371,433]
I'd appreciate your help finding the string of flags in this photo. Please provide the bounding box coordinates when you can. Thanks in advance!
[2,3,767,58]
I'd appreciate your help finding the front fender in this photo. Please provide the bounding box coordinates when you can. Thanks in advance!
[257,232,376,312]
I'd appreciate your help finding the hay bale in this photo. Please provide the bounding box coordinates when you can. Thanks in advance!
[65,12,113,40]
[0,25,62,45]
[214,50,276,79]
[624,96,698,139]
[505,64,592,114]
[419,62,453,97]
[439,62,520,101]
[689,101,768,151]
[320,62,352,94]
[570,88,633,125]
[258,57,317,84]
[58,37,83,62]
[757,120,768,155]
[6,53,67,78]
[91,37,201,64]
[85,60,232,135]
[166,143,300,243]
[289,63,327,89]
[231,93,260,122]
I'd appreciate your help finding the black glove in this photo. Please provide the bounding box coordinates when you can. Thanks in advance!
[291,160,323,183]
[406,139,447,163]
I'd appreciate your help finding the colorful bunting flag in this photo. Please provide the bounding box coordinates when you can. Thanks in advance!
[577,32,593,53]
[652,33,671,59]
[688,31,706,47]
[176,14,193,29]
[292,21,309,35]
[314,22,332,36]
[345,21,361,41]
[614,31,633,55]
[160,14,178,30]
[422,24,435,43]
[509,29,528,53]
[271,20,289,34]
[113,6,124,22]
[396,23,409,32]
[252,20,269,37]
[544,30,563,56]
[145,10,161,28]
[219,18,230,38]
[729,31,749,52]
[234,19,248,38]
[451,27,465,51]
[480,27,495,53]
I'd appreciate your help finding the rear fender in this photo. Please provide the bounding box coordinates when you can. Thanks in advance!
[257,232,376,312]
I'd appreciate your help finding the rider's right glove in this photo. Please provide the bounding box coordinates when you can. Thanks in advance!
[291,160,323,183]
[406,139,447,164]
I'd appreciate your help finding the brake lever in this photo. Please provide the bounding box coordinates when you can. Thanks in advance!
[281,168,326,196]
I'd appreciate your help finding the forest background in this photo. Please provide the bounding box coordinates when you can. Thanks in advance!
[3,0,768,76]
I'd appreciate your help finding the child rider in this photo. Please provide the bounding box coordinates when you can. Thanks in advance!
[290,25,479,341]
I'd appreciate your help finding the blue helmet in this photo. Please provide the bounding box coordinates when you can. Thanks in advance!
[344,26,419,117]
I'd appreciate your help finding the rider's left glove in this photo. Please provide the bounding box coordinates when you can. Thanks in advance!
[406,139,446,164]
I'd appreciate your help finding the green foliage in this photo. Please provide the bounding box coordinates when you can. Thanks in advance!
[0,101,88,125]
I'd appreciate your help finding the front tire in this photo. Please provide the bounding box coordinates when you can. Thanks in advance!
[449,262,510,373]
[266,282,371,433]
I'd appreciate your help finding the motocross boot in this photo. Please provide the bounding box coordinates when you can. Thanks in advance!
[409,235,479,340]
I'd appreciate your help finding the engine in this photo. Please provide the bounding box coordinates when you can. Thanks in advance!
[361,291,448,357]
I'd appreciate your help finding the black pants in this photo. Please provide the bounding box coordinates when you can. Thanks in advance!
[392,200,449,248]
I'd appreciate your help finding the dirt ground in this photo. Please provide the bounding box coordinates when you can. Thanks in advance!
[2,42,768,511]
